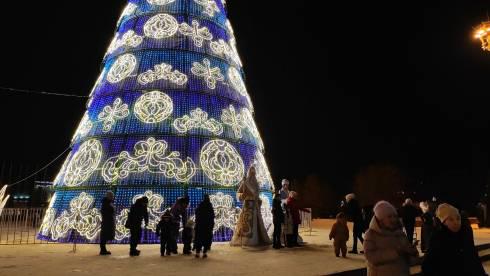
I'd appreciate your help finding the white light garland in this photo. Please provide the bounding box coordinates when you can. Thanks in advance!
[241,108,264,149]
[179,20,213,47]
[102,137,196,183]
[0,185,10,217]
[64,139,103,187]
[173,108,223,135]
[107,54,137,84]
[194,0,220,17]
[107,30,144,55]
[50,192,102,241]
[117,3,138,27]
[53,152,72,187]
[228,37,243,67]
[97,98,130,132]
[39,194,57,236]
[71,112,93,142]
[209,38,242,67]
[138,62,188,86]
[209,192,240,232]
[147,0,175,5]
[191,58,224,89]
[200,139,244,186]
[221,105,246,139]
[144,13,179,39]
[260,194,274,238]
[227,66,247,96]
[254,151,273,189]
[134,91,174,124]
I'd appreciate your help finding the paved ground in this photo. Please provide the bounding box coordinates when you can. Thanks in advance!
[0,220,489,276]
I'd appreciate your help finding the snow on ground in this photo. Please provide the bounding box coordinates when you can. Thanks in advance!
[1,219,490,276]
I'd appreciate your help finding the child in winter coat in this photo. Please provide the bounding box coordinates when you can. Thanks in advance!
[156,210,173,256]
[182,219,194,255]
[329,212,349,257]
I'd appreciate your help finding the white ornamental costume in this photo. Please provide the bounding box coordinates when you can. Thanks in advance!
[230,167,271,246]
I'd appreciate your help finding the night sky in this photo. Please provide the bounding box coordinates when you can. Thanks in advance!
[1,1,490,210]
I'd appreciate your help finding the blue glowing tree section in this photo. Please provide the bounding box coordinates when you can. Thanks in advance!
[37,0,274,244]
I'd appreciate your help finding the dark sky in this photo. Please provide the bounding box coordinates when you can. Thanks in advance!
[1,1,490,206]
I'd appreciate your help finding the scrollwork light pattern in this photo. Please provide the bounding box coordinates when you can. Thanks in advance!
[173,108,223,135]
[102,137,196,183]
[200,139,244,186]
[64,139,103,187]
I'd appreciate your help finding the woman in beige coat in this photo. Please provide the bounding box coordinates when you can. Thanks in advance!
[364,201,418,276]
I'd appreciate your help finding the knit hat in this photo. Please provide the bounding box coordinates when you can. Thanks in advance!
[281,179,289,186]
[345,193,356,203]
[373,200,397,220]
[436,203,460,223]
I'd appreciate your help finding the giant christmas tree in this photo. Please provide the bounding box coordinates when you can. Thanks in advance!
[38,0,273,243]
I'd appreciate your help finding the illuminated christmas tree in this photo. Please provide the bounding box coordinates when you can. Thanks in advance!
[38,0,273,243]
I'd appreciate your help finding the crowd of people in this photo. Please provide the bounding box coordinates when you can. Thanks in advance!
[97,166,310,258]
[334,193,487,275]
[96,170,487,275]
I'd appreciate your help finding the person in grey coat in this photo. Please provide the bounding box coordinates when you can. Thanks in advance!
[364,201,418,276]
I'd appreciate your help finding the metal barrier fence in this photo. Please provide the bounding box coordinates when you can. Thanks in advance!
[0,207,314,245]
[299,208,312,235]
[0,208,53,245]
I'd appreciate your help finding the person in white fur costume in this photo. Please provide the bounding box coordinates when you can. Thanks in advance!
[230,166,272,246]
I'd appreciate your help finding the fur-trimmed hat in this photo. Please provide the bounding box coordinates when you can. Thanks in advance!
[436,203,460,223]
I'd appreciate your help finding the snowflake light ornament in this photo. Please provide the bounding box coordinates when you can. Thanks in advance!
[107,30,143,55]
[191,58,224,89]
[97,98,130,132]
[179,20,213,47]
[221,105,246,139]
[194,0,220,17]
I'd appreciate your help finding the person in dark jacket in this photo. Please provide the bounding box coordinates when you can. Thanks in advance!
[272,193,285,249]
[126,196,149,256]
[170,196,189,254]
[419,201,435,253]
[345,193,364,253]
[194,194,215,258]
[286,191,310,247]
[100,191,115,255]
[399,198,419,244]
[182,219,194,255]
[422,203,486,276]
[156,210,173,256]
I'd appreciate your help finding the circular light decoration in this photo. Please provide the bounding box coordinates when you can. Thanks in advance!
[134,91,174,123]
[144,14,179,39]
[64,139,103,187]
[200,139,244,186]
[228,67,247,96]
[107,54,137,83]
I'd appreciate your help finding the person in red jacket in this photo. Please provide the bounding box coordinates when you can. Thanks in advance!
[286,191,310,247]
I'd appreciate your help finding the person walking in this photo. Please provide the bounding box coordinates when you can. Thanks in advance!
[345,193,364,253]
[99,191,115,255]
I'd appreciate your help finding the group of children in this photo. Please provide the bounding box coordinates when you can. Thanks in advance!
[155,194,215,259]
